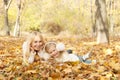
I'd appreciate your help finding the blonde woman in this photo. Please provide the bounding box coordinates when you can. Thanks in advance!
[22,31,50,65]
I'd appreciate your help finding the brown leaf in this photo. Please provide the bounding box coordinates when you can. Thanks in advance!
[7,75,15,80]
[50,72,60,78]
[63,68,72,74]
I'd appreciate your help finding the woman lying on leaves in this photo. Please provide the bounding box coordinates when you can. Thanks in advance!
[44,42,96,64]
[22,31,50,65]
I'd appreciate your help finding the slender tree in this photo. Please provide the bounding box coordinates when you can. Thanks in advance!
[3,0,12,36]
[13,0,21,37]
[91,0,96,37]
[95,0,109,44]
[109,0,115,32]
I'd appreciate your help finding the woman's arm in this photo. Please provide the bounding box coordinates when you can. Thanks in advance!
[22,41,36,64]
[22,42,29,65]
[28,51,36,63]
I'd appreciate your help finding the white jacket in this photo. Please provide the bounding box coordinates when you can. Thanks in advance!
[22,41,50,64]
[55,52,79,62]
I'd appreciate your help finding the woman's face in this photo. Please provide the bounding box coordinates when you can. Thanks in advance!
[48,45,59,58]
[31,36,43,51]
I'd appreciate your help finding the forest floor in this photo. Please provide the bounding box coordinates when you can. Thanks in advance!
[0,36,120,80]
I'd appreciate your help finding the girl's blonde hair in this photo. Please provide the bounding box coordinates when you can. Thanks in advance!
[44,42,65,53]
[44,42,56,53]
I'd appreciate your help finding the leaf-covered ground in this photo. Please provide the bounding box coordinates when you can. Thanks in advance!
[0,36,120,80]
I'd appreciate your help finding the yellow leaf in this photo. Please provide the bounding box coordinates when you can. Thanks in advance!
[104,48,113,55]
[5,65,14,72]
[25,70,37,74]
[100,76,108,80]
[15,77,23,80]
[109,61,120,70]
[115,45,120,51]
[106,73,112,79]
[0,74,5,80]
[97,66,106,73]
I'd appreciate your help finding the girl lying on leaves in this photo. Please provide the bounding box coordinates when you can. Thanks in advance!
[44,42,96,64]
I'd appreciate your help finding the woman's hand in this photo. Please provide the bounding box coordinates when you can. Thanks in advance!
[28,51,36,64]
[30,46,35,52]
[31,52,36,57]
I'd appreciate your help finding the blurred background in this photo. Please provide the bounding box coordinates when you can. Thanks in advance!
[0,0,120,37]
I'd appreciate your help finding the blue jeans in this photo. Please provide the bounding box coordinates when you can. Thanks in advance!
[77,55,92,64]
[67,49,92,64]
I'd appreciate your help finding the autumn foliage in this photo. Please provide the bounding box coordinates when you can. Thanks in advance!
[0,36,120,80]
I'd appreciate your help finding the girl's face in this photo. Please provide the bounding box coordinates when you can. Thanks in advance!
[31,36,43,51]
[48,45,60,58]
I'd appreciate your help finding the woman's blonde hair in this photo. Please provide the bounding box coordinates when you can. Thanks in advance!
[22,31,44,64]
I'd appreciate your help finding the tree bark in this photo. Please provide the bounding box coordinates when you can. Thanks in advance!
[3,0,12,36]
[4,8,10,35]
[95,0,109,44]
[91,0,96,37]
[13,0,21,37]
[109,0,114,32]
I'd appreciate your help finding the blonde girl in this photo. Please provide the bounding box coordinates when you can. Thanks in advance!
[44,42,96,64]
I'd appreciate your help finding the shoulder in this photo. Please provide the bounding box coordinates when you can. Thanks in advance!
[22,41,29,54]
[22,41,28,48]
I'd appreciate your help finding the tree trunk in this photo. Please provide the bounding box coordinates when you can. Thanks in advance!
[95,0,109,44]
[3,0,12,36]
[4,8,10,35]
[91,0,96,37]
[109,0,114,32]
[13,0,21,37]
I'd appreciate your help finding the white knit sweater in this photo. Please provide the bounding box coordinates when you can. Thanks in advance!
[55,52,79,62]
[22,41,50,64]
